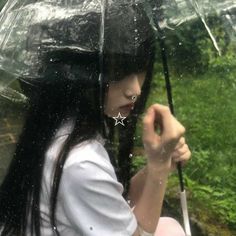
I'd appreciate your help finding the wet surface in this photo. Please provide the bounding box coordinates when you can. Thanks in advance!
[0,0,235,235]
[0,100,24,183]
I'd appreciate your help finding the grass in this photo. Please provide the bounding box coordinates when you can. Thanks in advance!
[133,58,236,234]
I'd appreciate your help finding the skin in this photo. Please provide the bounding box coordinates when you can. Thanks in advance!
[104,72,146,117]
[104,73,191,235]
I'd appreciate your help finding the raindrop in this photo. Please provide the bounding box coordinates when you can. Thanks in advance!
[134,17,137,22]
[129,153,133,158]
[134,29,138,33]
[53,226,57,231]
[49,58,53,62]
[135,37,138,41]
[178,42,182,46]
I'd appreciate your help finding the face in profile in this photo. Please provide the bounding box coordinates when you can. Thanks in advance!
[104,72,146,117]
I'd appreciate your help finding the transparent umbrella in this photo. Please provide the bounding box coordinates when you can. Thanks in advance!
[0,0,155,101]
[0,0,235,235]
[0,0,235,99]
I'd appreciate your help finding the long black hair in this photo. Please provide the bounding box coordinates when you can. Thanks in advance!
[0,3,156,236]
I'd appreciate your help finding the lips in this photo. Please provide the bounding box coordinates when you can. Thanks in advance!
[120,103,134,111]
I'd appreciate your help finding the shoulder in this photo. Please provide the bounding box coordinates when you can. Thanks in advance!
[61,138,119,184]
[65,139,111,169]
[59,139,123,200]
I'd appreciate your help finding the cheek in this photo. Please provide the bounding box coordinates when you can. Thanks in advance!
[105,86,116,107]
[107,84,120,101]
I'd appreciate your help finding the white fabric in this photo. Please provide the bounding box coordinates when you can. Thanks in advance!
[39,122,137,236]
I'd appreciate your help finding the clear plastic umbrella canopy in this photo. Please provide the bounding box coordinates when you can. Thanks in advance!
[0,0,235,102]
[0,1,236,235]
[0,0,156,103]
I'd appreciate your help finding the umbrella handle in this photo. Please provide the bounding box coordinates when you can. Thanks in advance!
[157,23,191,236]
[155,18,192,236]
[180,190,192,236]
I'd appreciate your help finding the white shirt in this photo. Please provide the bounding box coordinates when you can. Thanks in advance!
[39,122,137,236]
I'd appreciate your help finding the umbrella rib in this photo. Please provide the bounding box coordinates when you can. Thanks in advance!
[156,24,185,191]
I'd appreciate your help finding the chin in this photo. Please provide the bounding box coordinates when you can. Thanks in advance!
[105,110,129,118]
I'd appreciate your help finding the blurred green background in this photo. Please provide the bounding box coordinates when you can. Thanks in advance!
[132,13,236,236]
[0,1,236,235]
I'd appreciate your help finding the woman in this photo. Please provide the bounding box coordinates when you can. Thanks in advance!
[0,2,190,236]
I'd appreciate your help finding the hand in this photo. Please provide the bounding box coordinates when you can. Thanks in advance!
[142,104,191,172]
[170,137,191,171]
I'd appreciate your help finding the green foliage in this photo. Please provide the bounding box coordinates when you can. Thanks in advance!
[163,13,234,76]
[131,155,147,174]
[0,0,7,11]
[132,15,236,233]
[184,176,236,229]
[167,67,235,231]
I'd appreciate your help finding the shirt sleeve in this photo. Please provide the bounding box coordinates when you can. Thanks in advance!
[58,141,137,236]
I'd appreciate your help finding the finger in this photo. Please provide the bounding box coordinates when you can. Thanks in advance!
[172,149,191,162]
[172,144,189,157]
[142,107,159,145]
[151,104,186,142]
[174,137,185,150]
[172,146,191,160]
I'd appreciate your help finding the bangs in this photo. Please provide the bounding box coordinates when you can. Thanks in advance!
[104,38,155,81]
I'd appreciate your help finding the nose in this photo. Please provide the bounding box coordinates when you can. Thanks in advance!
[124,74,142,99]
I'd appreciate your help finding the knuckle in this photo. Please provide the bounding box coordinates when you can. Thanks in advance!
[153,104,171,114]
[162,106,171,114]
[178,126,186,136]
[188,150,192,158]
[171,131,182,140]
[184,143,190,152]
[142,116,150,125]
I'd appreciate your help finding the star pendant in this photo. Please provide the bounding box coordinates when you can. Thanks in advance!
[113,112,126,126]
